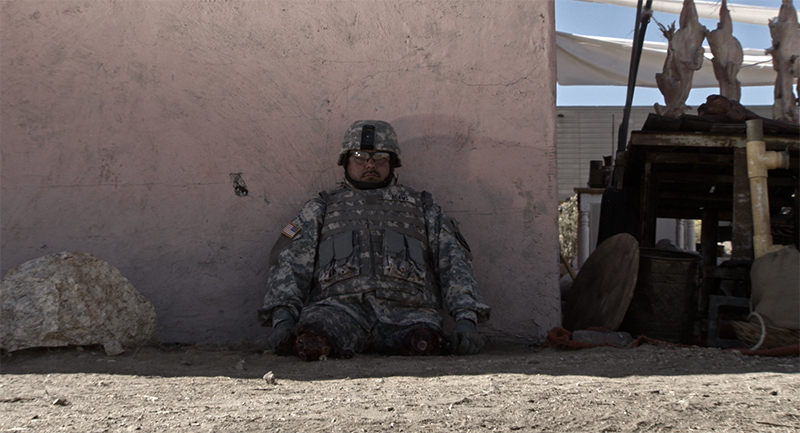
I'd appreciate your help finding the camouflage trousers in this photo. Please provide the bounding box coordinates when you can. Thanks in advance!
[276,301,450,361]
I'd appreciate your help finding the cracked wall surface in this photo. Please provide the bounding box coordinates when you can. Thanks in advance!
[1,0,558,344]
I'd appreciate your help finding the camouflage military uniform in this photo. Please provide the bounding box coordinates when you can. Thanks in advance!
[261,180,490,357]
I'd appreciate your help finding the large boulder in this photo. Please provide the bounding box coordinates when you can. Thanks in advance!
[1,252,157,354]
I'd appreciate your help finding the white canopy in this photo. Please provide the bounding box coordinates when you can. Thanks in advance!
[556,31,775,87]
[575,0,798,26]
[557,0,786,87]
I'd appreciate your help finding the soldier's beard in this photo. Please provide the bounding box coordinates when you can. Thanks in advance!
[344,167,395,190]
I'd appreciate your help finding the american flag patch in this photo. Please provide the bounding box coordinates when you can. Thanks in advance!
[281,223,301,239]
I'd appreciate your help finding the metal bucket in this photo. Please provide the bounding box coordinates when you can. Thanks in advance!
[619,248,702,344]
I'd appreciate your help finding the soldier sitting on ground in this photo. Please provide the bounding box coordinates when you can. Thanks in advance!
[259,120,490,361]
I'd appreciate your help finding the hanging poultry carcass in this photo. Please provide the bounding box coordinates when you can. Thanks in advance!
[654,0,707,118]
[767,0,800,124]
[706,0,744,102]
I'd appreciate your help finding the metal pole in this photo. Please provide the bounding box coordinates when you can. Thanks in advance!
[617,0,654,154]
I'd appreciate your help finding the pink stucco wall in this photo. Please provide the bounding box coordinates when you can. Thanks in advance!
[1,1,559,344]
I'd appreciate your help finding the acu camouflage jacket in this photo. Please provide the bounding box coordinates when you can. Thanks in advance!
[261,182,491,329]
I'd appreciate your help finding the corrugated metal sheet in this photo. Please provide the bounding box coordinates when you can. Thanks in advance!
[555,105,774,201]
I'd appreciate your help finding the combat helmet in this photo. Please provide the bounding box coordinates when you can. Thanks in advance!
[337,120,402,167]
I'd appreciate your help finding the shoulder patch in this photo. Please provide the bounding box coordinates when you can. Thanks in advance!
[281,223,301,239]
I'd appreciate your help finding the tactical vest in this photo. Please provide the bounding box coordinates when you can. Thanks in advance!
[311,185,441,308]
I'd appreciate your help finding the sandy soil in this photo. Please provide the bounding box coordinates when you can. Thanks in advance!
[1,342,798,432]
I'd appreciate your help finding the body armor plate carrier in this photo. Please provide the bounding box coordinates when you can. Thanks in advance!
[312,185,440,308]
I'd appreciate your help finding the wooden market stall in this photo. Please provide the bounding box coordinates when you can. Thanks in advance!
[611,115,799,346]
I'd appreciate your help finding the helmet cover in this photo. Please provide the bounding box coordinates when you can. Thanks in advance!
[337,120,402,167]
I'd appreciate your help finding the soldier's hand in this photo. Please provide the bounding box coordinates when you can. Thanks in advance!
[450,319,485,355]
[267,318,296,351]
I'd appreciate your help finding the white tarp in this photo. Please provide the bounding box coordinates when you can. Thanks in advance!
[573,0,799,27]
[557,0,787,87]
[556,31,775,87]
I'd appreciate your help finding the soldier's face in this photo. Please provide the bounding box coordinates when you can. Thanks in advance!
[347,151,391,183]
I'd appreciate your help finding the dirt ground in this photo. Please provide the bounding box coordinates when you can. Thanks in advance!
[1,341,798,433]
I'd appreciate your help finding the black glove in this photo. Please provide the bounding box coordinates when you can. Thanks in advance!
[266,308,297,351]
[450,320,485,355]
[267,319,295,351]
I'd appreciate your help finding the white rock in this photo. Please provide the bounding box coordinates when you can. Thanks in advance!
[103,340,124,356]
[1,252,157,352]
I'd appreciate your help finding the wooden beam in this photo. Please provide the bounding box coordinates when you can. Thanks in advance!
[647,152,733,165]
[658,192,733,203]
[652,172,733,183]
[630,131,800,150]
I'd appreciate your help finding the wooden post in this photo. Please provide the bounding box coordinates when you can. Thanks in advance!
[699,208,719,313]
[640,159,657,247]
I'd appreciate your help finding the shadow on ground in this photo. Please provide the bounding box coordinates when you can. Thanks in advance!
[2,341,797,381]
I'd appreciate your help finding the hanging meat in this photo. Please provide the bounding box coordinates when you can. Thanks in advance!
[767,0,800,124]
[654,0,708,118]
[706,0,744,101]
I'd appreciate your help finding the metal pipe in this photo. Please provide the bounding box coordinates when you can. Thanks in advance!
[617,0,654,154]
[745,119,790,259]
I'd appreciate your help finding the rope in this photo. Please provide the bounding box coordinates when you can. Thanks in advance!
[747,311,768,351]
